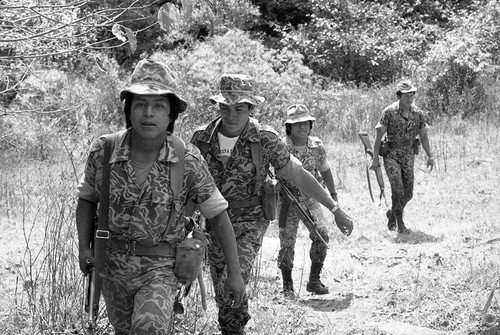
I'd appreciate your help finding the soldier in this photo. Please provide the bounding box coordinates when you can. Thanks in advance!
[370,80,435,233]
[277,104,341,297]
[75,59,244,335]
[190,74,352,335]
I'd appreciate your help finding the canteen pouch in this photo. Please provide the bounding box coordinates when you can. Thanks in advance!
[261,177,278,220]
[413,137,420,155]
[174,228,207,285]
[379,138,390,158]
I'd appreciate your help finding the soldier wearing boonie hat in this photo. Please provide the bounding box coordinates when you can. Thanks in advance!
[209,73,265,106]
[278,104,350,298]
[371,79,435,234]
[191,76,348,335]
[76,59,244,335]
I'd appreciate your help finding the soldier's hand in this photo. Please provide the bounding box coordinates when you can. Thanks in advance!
[78,247,94,275]
[427,157,435,172]
[224,272,245,308]
[370,157,380,170]
[333,208,354,236]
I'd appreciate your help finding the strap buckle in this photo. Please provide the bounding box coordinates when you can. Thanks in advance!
[126,240,137,255]
[95,230,110,239]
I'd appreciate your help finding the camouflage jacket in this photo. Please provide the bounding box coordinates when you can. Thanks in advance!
[280,135,327,191]
[378,101,428,154]
[77,129,222,246]
[190,117,291,203]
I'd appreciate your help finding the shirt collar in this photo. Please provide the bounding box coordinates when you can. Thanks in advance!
[198,117,261,144]
[108,129,179,164]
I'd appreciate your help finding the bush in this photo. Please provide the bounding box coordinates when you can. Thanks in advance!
[3,56,124,160]
[420,1,500,119]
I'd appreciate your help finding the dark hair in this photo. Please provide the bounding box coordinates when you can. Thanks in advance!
[123,92,181,134]
[285,121,313,136]
[396,91,402,98]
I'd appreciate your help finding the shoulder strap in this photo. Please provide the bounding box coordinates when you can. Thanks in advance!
[250,122,262,195]
[97,135,114,234]
[170,135,185,215]
[197,141,210,158]
[95,134,114,278]
[312,146,321,178]
[250,141,262,195]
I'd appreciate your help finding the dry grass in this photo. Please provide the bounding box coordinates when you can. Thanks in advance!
[0,119,499,334]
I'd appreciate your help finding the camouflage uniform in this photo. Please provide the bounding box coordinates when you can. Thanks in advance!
[277,136,329,271]
[378,101,428,223]
[77,129,226,334]
[191,117,298,334]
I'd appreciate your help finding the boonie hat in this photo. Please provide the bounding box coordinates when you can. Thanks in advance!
[209,74,265,106]
[285,104,316,124]
[396,80,417,94]
[120,59,188,112]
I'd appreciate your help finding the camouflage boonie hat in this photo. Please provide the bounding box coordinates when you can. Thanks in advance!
[396,80,417,94]
[209,74,265,106]
[120,59,188,112]
[285,104,316,124]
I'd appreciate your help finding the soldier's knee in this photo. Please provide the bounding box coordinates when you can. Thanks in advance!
[311,227,329,243]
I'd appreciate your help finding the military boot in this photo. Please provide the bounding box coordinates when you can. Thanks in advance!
[306,262,329,295]
[394,209,410,234]
[281,268,294,298]
[386,209,397,231]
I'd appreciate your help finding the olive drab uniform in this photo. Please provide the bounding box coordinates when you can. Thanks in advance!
[191,117,294,334]
[77,129,226,334]
[378,101,428,226]
[277,136,329,271]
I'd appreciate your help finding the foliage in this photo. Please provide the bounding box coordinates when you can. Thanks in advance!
[279,0,444,85]
[155,29,316,137]
[420,0,500,119]
[1,56,124,159]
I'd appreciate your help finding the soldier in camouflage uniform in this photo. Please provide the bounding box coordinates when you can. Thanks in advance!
[371,80,435,234]
[76,59,244,335]
[191,74,351,335]
[277,104,342,297]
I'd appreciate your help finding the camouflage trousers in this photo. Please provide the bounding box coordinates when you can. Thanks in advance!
[207,206,270,335]
[383,152,415,220]
[277,196,329,271]
[101,249,178,335]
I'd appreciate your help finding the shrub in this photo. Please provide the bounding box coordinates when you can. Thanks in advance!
[420,1,500,119]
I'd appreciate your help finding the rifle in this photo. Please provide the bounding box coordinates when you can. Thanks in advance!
[271,171,329,248]
[358,131,388,206]
[83,259,98,335]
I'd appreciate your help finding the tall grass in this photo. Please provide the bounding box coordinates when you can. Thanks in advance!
[1,113,498,334]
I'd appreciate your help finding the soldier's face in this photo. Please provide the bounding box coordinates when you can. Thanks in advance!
[130,94,171,140]
[290,121,311,141]
[399,92,415,107]
[219,102,252,137]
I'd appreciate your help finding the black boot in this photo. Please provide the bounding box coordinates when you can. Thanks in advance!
[306,263,329,295]
[394,210,410,234]
[386,209,396,231]
[281,268,294,298]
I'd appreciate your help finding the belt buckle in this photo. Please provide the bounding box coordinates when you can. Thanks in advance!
[95,230,110,239]
[127,240,137,255]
